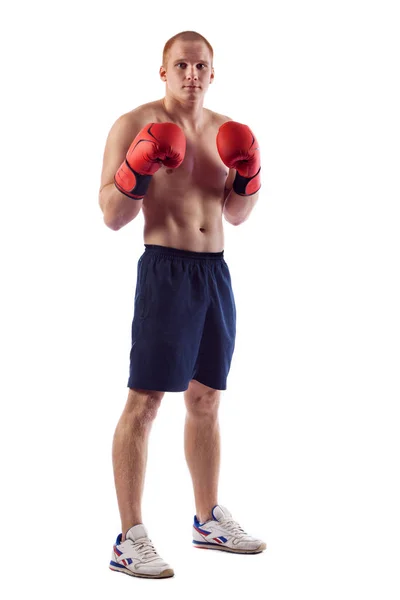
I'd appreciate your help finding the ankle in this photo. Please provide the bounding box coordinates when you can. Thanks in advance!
[197,512,213,524]
[121,520,142,540]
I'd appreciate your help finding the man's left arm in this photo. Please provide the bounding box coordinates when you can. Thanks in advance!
[218,121,262,226]
[223,173,260,225]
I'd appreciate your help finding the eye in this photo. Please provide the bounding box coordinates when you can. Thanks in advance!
[197,64,206,69]
[177,62,187,69]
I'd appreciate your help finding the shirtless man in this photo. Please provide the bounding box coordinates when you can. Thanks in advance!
[99,31,266,579]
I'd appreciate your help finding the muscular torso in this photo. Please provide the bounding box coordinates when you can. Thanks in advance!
[128,100,233,252]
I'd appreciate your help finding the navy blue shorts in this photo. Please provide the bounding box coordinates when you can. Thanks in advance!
[127,244,237,392]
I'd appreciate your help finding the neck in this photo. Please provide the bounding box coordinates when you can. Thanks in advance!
[162,95,204,133]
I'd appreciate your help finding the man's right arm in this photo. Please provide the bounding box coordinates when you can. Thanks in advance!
[98,113,144,231]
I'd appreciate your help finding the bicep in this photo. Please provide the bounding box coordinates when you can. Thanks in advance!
[98,114,141,195]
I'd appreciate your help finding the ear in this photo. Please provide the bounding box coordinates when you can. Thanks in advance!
[159,66,167,82]
[210,67,215,84]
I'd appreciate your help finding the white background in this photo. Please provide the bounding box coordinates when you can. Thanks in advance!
[1,0,399,598]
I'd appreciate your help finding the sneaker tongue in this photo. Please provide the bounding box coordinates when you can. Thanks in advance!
[125,524,149,542]
[212,505,232,521]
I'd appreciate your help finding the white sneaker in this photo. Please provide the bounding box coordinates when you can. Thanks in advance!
[109,524,174,578]
[192,505,267,554]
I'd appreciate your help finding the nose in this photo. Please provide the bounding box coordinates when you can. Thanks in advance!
[185,67,198,81]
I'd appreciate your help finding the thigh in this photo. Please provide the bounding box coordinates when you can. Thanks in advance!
[206,259,236,350]
[128,253,210,392]
[192,260,237,390]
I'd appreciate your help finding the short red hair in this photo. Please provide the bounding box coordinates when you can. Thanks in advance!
[162,31,214,67]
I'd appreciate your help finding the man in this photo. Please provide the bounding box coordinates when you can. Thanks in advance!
[99,30,266,580]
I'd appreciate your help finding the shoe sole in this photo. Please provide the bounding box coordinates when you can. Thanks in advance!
[110,562,174,579]
[193,541,266,554]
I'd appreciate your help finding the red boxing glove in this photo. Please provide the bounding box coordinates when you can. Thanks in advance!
[216,121,261,196]
[114,122,186,199]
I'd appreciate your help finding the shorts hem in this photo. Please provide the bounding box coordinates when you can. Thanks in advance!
[127,378,227,392]
[127,381,189,393]
[191,376,227,391]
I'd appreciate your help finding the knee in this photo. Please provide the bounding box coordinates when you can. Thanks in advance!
[185,389,220,419]
[124,388,164,424]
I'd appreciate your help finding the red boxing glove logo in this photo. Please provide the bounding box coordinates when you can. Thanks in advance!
[216,121,261,196]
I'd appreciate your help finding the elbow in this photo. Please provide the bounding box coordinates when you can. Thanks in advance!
[105,219,122,231]
[102,212,121,231]
[223,212,242,226]
[99,187,121,230]
[105,222,120,231]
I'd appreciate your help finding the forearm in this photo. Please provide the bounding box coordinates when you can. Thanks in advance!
[99,183,143,230]
[223,188,259,226]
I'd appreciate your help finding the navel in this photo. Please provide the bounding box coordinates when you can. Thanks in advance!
[199,227,206,233]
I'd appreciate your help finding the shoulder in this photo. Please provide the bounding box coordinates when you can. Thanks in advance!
[205,108,234,129]
[101,101,164,177]
[115,100,169,132]
[115,99,166,131]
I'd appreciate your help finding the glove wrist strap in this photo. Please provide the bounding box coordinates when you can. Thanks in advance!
[114,162,153,200]
[232,167,261,196]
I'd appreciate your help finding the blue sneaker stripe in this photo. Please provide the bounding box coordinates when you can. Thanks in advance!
[110,560,128,569]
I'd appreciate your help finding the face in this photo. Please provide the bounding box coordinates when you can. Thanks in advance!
[160,40,214,101]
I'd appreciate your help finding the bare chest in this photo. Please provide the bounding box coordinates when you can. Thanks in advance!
[152,129,228,196]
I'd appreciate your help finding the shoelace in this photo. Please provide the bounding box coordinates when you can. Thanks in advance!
[219,518,248,539]
[125,537,159,561]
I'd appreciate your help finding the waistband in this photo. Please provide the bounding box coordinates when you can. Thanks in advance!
[144,244,224,261]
